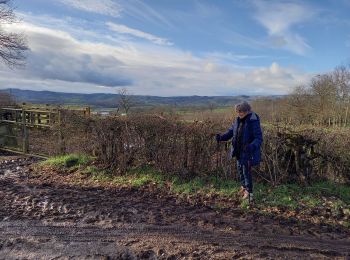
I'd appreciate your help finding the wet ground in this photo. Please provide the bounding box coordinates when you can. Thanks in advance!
[0,153,349,259]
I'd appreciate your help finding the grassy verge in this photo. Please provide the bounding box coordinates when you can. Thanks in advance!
[81,165,242,195]
[40,154,94,169]
[40,154,350,228]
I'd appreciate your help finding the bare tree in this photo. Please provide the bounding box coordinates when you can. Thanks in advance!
[310,74,338,126]
[208,101,216,112]
[332,66,350,126]
[117,88,134,115]
[333,65,350,100]
[286,85,314,124]
[0,0,28,68]
[251,64,350,127]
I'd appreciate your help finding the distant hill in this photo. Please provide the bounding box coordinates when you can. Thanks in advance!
[1,88,280,108]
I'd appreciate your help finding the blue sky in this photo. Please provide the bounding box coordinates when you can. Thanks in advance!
[1,0,350,96]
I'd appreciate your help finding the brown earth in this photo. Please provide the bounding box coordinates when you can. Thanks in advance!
[0,153,349,259]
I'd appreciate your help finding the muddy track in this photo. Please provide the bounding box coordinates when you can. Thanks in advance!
[0,155,350,259]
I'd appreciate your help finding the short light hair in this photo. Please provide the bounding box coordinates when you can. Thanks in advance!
[235,101,251,113]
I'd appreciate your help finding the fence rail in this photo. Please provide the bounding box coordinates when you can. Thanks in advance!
[0,106,90,155]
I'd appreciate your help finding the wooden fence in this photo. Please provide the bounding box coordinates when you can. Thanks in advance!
[0,106,90,156]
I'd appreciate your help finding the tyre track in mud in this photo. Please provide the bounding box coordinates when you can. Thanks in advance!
[1,218,348,259]
[1,155,350,259]
[0,221,349,256]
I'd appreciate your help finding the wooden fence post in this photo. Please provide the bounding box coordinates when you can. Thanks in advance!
[58,109,65,154]
[22,108,29,153]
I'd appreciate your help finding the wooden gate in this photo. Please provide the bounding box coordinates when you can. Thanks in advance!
[0,105,90,156]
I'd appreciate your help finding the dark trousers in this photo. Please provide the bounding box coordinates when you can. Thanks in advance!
[237,160,253,193]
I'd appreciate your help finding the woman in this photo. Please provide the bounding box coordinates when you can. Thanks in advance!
[216,101,263,203]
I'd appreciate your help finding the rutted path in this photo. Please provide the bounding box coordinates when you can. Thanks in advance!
[0,154,349,259]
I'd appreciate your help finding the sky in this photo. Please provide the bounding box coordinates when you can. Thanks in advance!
[1,0,350,96]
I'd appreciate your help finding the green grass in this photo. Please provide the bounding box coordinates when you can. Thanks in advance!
[123,169,350,214]
[77,164,350,212]
[40,154,350,219]
[41,154,94,168]
[79,165,241,196]
[254,182,350,211]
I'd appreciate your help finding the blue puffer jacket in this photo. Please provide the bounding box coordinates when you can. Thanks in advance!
[219,112,263,166]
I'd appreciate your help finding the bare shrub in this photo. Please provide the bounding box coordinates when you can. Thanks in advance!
[28,127,58,156]
[39,113,350,184]
[303,128,350,183]
[258,126,318,185]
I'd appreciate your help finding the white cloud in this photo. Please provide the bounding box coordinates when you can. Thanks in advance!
[3,22,131,88]
[59,0,122,17]
[118,0,173,28]
[0,20,311,96]
[253,0,314,55]
[204,51,269,65]
[107,22,172,46]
